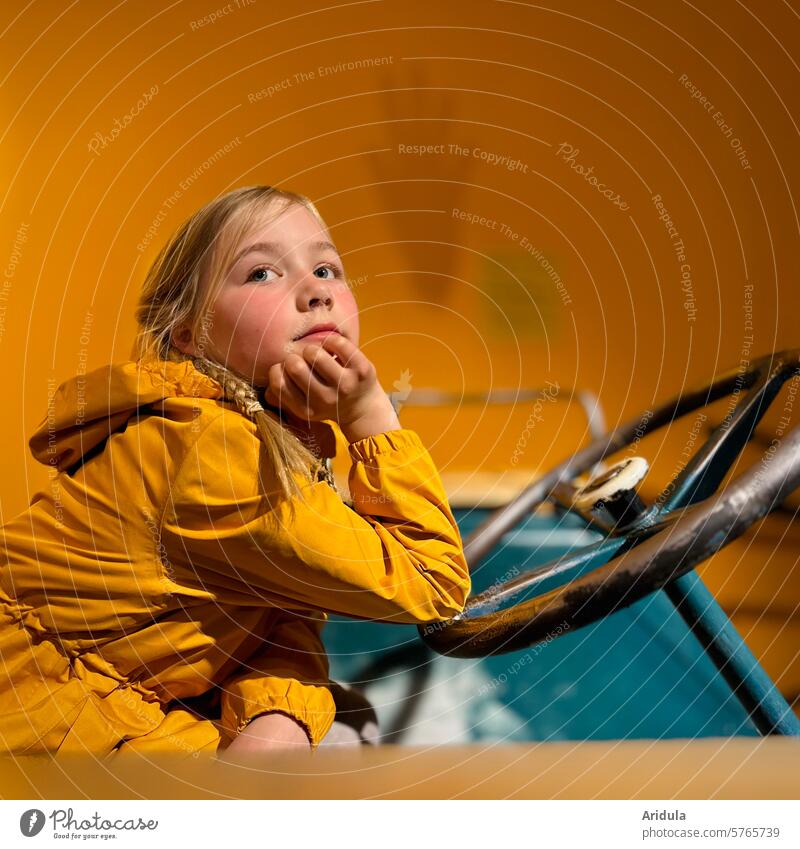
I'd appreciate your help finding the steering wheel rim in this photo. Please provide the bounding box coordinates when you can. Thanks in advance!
[419,349,800,659]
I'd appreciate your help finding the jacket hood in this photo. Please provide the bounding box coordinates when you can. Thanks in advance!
[29,356,337,472]
[29,357,225,472]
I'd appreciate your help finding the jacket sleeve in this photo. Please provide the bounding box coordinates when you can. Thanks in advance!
[218,608,336,751]
[161,412,471,624]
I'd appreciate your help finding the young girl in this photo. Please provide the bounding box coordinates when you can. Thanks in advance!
[0,185,471,759]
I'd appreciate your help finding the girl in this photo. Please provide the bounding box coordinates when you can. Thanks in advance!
[0,185,471,759]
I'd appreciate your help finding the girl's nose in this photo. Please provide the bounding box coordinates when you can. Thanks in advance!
[299,275,334,309]
[309,292,333,308]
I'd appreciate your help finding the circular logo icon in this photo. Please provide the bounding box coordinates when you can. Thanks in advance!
[19,809,46,837]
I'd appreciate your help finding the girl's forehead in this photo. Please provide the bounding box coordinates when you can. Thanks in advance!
[232,208,333,255]
[211,202,334,281]
[271,206,325,238]
[214,204,281,260]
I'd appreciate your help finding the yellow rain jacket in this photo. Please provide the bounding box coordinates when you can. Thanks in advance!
[0,356,471,757]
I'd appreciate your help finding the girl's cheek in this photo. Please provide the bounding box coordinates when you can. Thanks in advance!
[338,285,359,314]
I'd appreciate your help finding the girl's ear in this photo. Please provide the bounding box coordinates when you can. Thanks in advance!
[171,325,195,355]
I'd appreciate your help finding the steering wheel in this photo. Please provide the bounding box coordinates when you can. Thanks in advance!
[418,349,800,663]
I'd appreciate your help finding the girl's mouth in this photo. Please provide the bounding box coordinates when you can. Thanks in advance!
[299,329,341,341]
[293,324,342,341]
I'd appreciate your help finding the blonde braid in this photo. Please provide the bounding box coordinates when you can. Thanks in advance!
[190,355,264,417]
[170,349,334,512]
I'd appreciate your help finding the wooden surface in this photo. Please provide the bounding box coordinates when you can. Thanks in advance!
[2,739,799,799]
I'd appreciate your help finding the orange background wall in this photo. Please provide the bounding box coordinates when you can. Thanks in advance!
[1,0,799,705]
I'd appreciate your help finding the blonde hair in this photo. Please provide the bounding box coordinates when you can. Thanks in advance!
[133,185,337,508]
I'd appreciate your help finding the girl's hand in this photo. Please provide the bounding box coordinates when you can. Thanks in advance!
[263,333,401,443]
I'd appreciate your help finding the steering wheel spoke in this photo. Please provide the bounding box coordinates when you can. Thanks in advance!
[461,534,628,619]
[658,357,798,512]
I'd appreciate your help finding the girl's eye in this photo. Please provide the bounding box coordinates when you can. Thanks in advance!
[247,266,278,283]
[314,264,342,280]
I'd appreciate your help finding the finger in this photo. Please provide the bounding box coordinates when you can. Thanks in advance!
[272,361,315,418]
[316,332,368,373]
[283,353,328,412]
[297,341,344,387]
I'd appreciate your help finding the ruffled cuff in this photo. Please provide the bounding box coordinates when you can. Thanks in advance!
[347,428,425,463]
[220,677,336,752]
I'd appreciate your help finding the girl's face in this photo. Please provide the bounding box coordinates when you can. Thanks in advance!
[180,202,359,387]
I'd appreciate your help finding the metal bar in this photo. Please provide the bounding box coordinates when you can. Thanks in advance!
[397,386,607,440]
[666,572,800,735]
[659,356,800,735]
